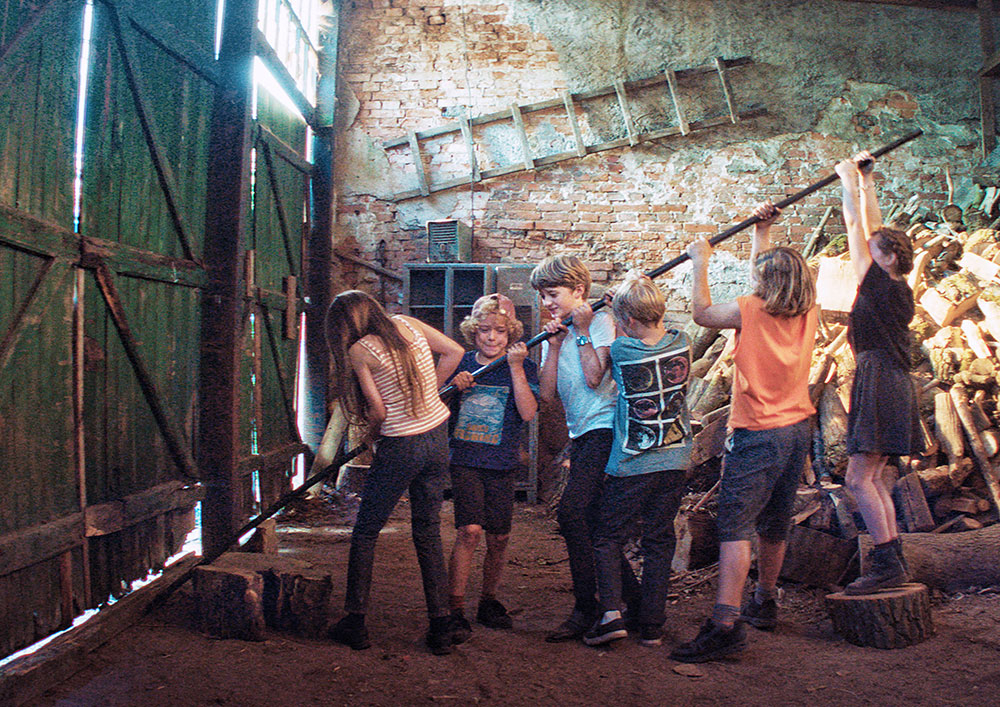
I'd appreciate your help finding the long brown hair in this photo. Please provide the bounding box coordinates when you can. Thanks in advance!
[325,290,425,423]
[752,247,816,317]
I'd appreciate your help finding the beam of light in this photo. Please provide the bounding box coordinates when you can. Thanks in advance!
[71,1,95,233]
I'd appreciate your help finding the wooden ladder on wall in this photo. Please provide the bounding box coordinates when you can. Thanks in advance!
[383,56,764,201]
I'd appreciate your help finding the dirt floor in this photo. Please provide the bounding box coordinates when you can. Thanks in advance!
[35,494,1000,707]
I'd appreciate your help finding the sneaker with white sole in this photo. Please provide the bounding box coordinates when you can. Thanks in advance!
[583,612,628,646]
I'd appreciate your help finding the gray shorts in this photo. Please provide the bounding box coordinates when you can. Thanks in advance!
[716,419,811,543]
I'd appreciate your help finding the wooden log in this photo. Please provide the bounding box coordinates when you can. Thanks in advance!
[934,391,967,484]
[690,409,729,466]
[961,318,994,360]
[893,473,936,532]
[192,564,266,641]
[859,526,1000,591]
[780,524,855,587]
[691,363,732,419]
[816,256,858,313]
[211,553,333,637]
[825,583,934,649]
[819,383,849,477]
[919,272,980,327]
[242,518,278,554]
[933,495,988,517]
[950,384,1000,513]
[977,298,1000,342]
[916,464,962,496]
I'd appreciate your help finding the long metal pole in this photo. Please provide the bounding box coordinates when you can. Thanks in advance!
[153,128,922,601]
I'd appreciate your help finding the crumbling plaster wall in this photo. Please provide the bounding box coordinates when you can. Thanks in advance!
[334,0,988,307]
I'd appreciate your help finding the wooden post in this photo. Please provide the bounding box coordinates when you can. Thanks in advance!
[200,0,257,559]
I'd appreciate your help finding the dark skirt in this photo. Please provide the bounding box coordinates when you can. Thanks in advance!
[846,349,924,457]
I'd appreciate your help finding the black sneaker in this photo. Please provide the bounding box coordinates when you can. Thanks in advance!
[476,598,513,629]
[426,616,453,656]
[545,608,597,643]
[583,613,628,646]
[450,611,472,644]
[329,614,371,651]
[638,624,663,647]
[670,619,747,663]
[741,595,778,631]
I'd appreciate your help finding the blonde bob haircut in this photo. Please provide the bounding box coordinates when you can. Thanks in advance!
[529,254,592,298]
[611,269,665,326]
[752,246,816,318]
[458,300,524,346]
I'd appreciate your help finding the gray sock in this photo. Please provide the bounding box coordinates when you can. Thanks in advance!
[712,603,740,628]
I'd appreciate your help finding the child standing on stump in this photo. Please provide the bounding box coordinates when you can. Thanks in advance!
[835,151,921,595]
[325,290,465,655]
[583,271,692,649]
[446,293,539,642]
[672,203,818,663]
[530,254,641,642]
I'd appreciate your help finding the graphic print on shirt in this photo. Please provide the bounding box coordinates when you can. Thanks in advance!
[452,385,510,445]
[619,345,690,454]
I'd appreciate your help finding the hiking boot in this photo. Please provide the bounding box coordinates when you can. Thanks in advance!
[450,611,472,645]
[844,543,906,595]
[426,616,453,656]
[638,624,663,647]
[476,597,513,630]
[545,607,597,643]
[670,619,747,663]
[582,612,628,646]
[741,595,778,631]
[890,536,909,577]
[329,613,371,651]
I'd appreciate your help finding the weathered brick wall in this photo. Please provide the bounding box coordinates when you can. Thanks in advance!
[333,0,981,309]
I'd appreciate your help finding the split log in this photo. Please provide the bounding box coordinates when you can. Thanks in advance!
[818,382,849,477]
[961,318,993,360]
[977,298,1000,342]
[893,473,935,532]
[816,256,858,313]
[919,272,980,326]
[780,524,854,587]
[934,391,968,485]
[859,525,1000,591]
[907,250,932,300]
[242,518,278,554]
[825,583,933,649]
[192,564,266,641]
[691,363,732,419]
[950,384,1000,513]
[933,495,989,517]
[916,463,966,496]
[212,553,333,638]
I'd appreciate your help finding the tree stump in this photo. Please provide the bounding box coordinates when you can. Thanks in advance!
[192,565,266,641]
[825,583,934,649]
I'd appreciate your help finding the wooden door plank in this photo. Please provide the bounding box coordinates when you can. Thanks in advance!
[0,257,72,376]
[87,259,200,481]
[258,140,298,276]
[107,4,197,262]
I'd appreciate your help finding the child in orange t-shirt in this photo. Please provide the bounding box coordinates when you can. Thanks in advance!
[672,202,818,664]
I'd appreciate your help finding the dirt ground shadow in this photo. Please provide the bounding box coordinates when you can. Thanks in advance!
[36,499,1000,706]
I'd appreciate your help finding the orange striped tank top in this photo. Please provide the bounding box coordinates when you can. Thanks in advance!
[356,316,450,437]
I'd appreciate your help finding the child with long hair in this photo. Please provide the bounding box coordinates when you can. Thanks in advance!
[445,293,538,642]
[835,151,922,594]
[672,202,818,663]
[325,290,465,655]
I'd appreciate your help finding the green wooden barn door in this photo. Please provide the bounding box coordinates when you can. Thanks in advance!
[76,0,213,605]
[238,84,312,515]
[0,0,89,657]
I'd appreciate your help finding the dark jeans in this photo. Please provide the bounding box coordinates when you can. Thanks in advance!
[557,428,640,611]
[594,470,686,627]
[344,422,450,619]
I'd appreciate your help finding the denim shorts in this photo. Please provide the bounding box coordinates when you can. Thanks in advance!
[450,464,515,535]
[715,419,811,542]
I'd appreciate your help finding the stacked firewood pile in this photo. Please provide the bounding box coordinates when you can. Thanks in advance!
[677,181,1000,589]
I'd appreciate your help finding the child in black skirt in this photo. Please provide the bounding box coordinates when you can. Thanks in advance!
[835,151,923,595]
